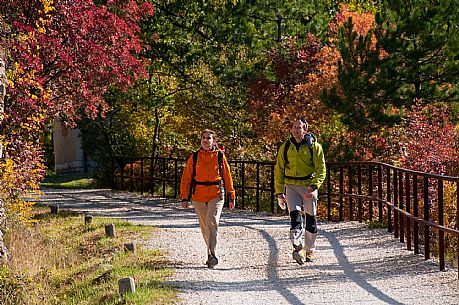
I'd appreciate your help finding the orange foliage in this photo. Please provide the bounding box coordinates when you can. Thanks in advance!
[248,5,377,149]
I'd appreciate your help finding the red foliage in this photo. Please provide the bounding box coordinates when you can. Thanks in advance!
[397,107,458,175]
[247,35,326,146]
[2,0,154,122]
[0,0,154,195]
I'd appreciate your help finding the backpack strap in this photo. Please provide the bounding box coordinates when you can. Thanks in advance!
[187,151,199,200]
[283,140,291,168]
[217,150,224,180]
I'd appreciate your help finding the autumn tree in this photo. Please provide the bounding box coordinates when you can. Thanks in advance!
[319,0,459,172]
[135,0,344,159]
[323,0,459,131]
[246,4,377,160]
[0,0,154,215]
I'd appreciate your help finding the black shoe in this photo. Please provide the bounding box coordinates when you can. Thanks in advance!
[207,254,218,268]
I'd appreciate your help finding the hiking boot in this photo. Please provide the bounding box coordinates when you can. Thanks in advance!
[305,251,314,262]
[207,254,218,269]
[292,249,305,265]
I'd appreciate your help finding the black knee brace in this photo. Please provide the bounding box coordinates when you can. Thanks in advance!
[305,214,317,233]
[290,210,303,230]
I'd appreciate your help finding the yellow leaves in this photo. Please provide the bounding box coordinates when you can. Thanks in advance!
[36,0,54,33]
[0,158,41,224]
[6,199,37,224]
[41,0,54,14]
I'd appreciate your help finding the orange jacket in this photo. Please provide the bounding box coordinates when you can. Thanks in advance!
[180,148,235,203]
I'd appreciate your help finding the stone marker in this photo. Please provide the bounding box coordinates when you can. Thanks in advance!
[50,205,60,214]
[118,277,135,295]
[124,242,137,254]
[84,215,93,225]
[105,224,116,238]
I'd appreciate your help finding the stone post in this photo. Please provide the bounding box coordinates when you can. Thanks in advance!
[124,242,137,254]
[118,277,135,295]
[105,224,116,238]
[50,205,60,214]
[84,214,93,225]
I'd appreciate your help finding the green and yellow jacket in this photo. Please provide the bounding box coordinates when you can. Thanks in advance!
[274,135,326,194]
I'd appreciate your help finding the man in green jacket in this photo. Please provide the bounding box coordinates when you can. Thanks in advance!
[274,118,326,264]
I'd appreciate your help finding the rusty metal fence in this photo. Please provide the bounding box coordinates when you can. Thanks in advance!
[112,156,459,276]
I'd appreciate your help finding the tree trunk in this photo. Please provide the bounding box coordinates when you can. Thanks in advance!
[0,15,9,262]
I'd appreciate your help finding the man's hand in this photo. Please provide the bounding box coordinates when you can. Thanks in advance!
[181,200,189,208]
[304,186,317,199]
[229,199,236,209]
[277,193,287,210]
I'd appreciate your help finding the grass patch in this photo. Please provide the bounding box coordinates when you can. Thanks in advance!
[41,172,97,189]
[1,205,178,305]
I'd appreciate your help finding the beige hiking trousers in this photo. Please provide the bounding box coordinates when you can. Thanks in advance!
[192,196,224,257]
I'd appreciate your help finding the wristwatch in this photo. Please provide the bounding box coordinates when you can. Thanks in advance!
[310,185,318,190]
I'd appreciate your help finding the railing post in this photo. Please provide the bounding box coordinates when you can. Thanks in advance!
[378,165,383,223]
[399,171,404,243]
[241,162,245,210]
[386,167,392,233]
[368,165,373,222]
[413,175,419,255]
[174,159,179,199]
[405,172,411,251]
[339,165,344,221]
[111,157,115,189]
[129,158,134,192]
[438,179,445,271]
[150,156,155,196]
[393,169,399,239]
[348,164,353,221]
[423,176,430,260]
[140,158,144,195]
[256,163,260,212]
[120,156,125,191]
[162,158,166,197]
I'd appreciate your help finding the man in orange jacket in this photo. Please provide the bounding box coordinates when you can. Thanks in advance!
[180,129,236,268]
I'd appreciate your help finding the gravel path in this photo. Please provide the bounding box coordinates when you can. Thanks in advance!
[38,188,459,305]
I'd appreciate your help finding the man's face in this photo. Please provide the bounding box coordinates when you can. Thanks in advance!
[291,120,307,140]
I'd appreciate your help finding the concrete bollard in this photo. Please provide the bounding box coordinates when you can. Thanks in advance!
[118,277,135,295]
[124,242,137,254]
[105,224,116,238]
[84,215,93,225]
[50,205,60,214]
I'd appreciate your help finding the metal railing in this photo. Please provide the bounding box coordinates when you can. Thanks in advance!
[112,156,459,276]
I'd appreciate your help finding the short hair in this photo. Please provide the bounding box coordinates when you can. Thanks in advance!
[298,117,309,129]
[201,129,217,140]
